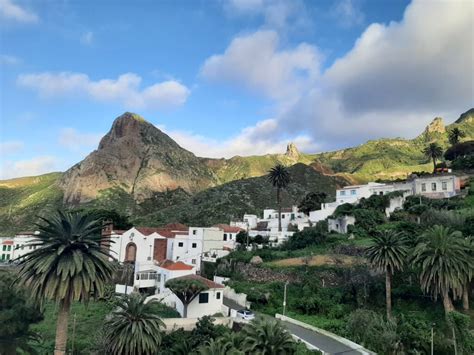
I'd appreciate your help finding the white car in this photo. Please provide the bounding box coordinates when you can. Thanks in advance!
[236,309,255,321]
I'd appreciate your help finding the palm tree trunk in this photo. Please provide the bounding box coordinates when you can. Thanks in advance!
[386,270,392,319]
[462,285,469,310]
[277,188,282,232]
[432,157,436,171]
[183,304,188,318]
[442,290,455,314]
[54,299,71,355]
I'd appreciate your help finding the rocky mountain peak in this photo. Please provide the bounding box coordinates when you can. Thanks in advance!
[424,117,446,134]
[456,108,474,124]
[285,142,300,159]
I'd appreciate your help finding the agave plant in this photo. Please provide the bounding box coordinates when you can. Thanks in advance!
[104,293,165,355]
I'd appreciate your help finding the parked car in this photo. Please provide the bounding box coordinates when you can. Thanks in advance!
[236,309,255,321]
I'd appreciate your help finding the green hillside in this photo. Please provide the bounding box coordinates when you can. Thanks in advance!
[134,163,344,227]
[0,173,63,237]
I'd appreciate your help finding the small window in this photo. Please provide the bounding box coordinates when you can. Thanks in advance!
[7,246,11,251]
[268,215,271,219]
[282,214,285,219]
[192,243,197,248]
[216,292,221,300]
[351,190,356,195]
[340,191,346,196]
[199,293,209,303]
[223,234,227,241]
[432,183,437,191]
[6,255,10,260]
[2,246,5,251]
[421,183,426,192]
[442,182,447,191]
[178,242,184,247]
[192,259,196,264]
[192,230,197,235]
[379,191,383,195]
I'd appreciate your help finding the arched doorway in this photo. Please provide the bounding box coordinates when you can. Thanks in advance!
[125,242,137,263]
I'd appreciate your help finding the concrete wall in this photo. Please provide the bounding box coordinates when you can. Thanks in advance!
[223,286,250,308]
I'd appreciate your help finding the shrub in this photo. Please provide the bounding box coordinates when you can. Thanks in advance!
[281,223,327,250]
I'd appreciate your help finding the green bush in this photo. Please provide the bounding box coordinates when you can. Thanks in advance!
[281,223,328,250]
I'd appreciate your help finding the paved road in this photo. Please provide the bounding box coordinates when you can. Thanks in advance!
[224,297,367,354]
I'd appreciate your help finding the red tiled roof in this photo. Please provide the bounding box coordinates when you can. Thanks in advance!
[163,223,188,231]
[214,224,243,233]
[281,207,294,213]
[158,259,194,271]
[136,227,178,238]
[2,240,14,245]
[172,274,224,289]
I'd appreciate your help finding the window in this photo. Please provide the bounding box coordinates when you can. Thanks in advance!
[442,182,448,191]
[157,274,161,282]
[1,254,4,260]
[216,292,221,300]
[351,190,356,195]
[2,245,5,251]
[192,230,197,235]
[178,242,184,247]
[223,234,227,241]
[432,183,437,191]
[6,255,10,260]
[268,215,271,219]
[421,183,426,192]
[199,293,209,303]
[340,190,346,196]
[282,214,285,219]
[192,243,197,248]
[379,191,383,195]
[291,213,295,220]
[192,259,196,264]
[7,245,11,251]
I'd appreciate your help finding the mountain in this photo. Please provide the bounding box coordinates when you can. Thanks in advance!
[0,109,472,236]
[60,112,218,204]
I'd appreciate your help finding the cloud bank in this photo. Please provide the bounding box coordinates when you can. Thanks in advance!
[18,72,190,110]
[0,0,38,23]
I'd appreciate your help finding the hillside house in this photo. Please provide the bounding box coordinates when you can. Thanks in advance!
[0,239,14,262]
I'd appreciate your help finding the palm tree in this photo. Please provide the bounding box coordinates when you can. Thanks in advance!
[366,230,407,319]
[267,164,291,232]
[411,226,473,314]
[241,318,296,354]
[197,338,243,355]
[104,293,165,355]
[448,127,465,145]
[423,143,444,170]
[16,210,116,355]
[461,236,473,310]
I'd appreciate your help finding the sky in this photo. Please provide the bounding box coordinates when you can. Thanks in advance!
[0,0,473,179]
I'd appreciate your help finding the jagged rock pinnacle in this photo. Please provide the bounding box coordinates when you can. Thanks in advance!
[424,117,445,134]
[285,142,300,159]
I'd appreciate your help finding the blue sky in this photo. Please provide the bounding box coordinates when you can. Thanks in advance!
[1,0,472,179]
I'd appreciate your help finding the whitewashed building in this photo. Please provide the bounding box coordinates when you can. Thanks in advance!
[0,239,14,262]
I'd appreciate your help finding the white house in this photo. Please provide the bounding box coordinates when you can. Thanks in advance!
[171,274,224,318]
[410,174,460,198]
[12,231,41,259]
[0,239,14,262]
[328,216,356,234]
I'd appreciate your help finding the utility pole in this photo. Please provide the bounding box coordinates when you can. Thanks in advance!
[431,323,434,355]
[283,281,289,316]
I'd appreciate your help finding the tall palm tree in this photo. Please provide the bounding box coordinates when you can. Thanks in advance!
[241,318,296,354]
[104,293,165,355]
[411,226,473,314]
[16,210,116,355]
[448,127,465,145]
[423,143,444,170]
[267,164,291,232]
[366,230,408,319]
[461,236,473,310]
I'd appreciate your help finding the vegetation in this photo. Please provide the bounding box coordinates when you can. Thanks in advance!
[298,191,328,215]
[267,164,291,232]
[103,293,165,355]
[423,142,444,170]
[449,127,465,145]
[16,210,116,355]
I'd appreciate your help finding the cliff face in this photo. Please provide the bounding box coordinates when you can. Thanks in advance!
[60,112,217,204]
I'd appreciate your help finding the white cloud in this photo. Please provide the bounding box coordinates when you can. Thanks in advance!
[0,156,60,180]
[0,141,24,155]
[162,119,319,158]
[332,0,364,28]
[0,54,21,65]
[203,0,474,152]
[17,72,190,110]
[58,128,102,152]
[0,0,38,23]
[80,31,94,45]
[201,30,321,101]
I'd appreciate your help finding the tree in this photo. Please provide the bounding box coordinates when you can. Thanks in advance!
[365,230,408,319]
[267,164,291,232]
[448,127,465,145]
[165,278,209,318]
[298,192,328,215]
[241,318,296,354]
[411,226,473,314]
[197,338,242,355]
[104,293,165,355]
[16,210,116,355]
[423,143,444,170]
[236,231,248,245]
[0,271,43,354]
